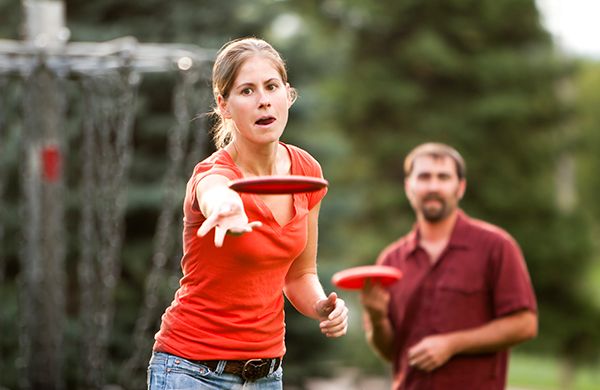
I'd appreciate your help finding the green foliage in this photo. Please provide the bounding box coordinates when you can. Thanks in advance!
[291,0,600,370]
[0,0,21,39]
[575,61,600,222]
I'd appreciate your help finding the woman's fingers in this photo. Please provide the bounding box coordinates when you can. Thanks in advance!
[319,297,348,337]
[197,201,262,245]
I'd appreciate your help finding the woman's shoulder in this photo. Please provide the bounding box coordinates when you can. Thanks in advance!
[192,149,241,180]
[283,143,323,176]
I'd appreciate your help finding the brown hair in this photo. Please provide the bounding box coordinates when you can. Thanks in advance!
[404,143,466,180]
[210,37,297,149]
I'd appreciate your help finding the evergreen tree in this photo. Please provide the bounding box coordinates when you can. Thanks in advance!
[291,0,600,377]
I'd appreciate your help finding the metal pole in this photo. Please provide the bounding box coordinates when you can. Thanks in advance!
[22,0,70,47]
[19,1,67,389]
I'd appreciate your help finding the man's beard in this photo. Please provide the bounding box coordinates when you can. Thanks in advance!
[420,194,449,222]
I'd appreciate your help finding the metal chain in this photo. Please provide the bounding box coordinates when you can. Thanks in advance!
[17,69,37,390]
[185,85,211,174]
[77,64,139,389]
[0,11,215,385]
[0,74,7,384]
[118,66,209,386]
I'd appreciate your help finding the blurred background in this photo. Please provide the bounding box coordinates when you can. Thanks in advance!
[1,0,599,389]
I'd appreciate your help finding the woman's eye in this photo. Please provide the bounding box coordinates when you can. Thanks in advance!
[241,88,252,95]
[266,83,278,91]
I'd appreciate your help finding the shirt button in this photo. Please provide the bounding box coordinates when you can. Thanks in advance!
[175,359,180,364]
[167,368,172,373]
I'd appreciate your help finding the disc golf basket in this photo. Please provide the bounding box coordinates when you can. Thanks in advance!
[0,1,214,389]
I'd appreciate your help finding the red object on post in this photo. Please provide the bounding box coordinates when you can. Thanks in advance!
[41,145,62,183]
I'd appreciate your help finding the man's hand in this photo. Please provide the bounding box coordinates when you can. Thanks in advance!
[197,200,261,247]
[407,310,538,372]
[408,334,455,372]
[359,278,390,324]
[316,292,349,338]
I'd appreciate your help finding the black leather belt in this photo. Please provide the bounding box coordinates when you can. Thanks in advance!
[191,357,281,381]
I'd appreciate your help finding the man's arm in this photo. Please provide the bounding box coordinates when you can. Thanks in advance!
[408,309,538,372]
[363,311,395,362]
[360,280,395,362]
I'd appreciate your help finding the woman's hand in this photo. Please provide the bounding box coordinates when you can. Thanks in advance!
[316,292,349,338]
[197,199,262,247]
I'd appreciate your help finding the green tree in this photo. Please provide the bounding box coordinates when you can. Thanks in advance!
[576,61,600,224]
[290,0,600,381]
[1,1,342,388]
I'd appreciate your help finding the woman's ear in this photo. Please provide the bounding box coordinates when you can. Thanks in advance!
[286,83,293,109]
[217,95,232,119]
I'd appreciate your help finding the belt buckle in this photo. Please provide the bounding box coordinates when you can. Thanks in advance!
[242,358,268,381]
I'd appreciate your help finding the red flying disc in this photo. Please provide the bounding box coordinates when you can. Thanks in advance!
[229,175,328,194]
[331,265,403,290]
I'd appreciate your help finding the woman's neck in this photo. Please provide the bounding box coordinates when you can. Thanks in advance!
[225,141,290,177]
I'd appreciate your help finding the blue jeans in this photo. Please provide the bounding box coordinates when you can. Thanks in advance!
[147,352,283,390]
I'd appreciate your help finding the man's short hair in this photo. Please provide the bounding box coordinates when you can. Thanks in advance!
[404,143,466,180]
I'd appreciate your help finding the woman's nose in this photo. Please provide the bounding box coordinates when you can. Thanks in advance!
[258,90,272,108]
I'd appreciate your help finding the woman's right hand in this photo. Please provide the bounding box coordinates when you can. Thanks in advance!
[197,199,262,247]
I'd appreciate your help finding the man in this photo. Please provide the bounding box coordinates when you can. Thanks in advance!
[360,142,538,390]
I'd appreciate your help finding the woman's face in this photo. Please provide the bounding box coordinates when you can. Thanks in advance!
[218,55,292,147]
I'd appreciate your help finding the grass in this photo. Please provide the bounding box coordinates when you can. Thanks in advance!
[507,258,600,390]
[508,353,562,389]
[508,353,600,390]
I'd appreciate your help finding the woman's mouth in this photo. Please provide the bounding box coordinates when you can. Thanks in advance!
[255,116,276,126]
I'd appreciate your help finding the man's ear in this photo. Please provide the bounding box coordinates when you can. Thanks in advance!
[404,177,413,202]
[457,178,467,200]
[217,95,232,119]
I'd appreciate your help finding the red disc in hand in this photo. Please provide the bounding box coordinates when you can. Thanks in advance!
[332,265,403,290]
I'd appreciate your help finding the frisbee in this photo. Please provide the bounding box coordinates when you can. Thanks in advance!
[331,265,403,290]
[229,175,328,194]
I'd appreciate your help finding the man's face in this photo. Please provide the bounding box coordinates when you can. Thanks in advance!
[405,155,466,222]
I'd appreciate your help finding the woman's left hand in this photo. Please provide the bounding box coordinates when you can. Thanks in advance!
[316,292,349,338]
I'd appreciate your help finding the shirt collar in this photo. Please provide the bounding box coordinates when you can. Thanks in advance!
[407,209,472,256]
[405,227,419,256]
[448,209,472,249]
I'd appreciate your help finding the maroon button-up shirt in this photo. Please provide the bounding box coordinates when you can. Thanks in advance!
[378,210,537,390]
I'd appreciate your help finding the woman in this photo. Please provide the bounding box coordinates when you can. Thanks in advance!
[147,37,348,390]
